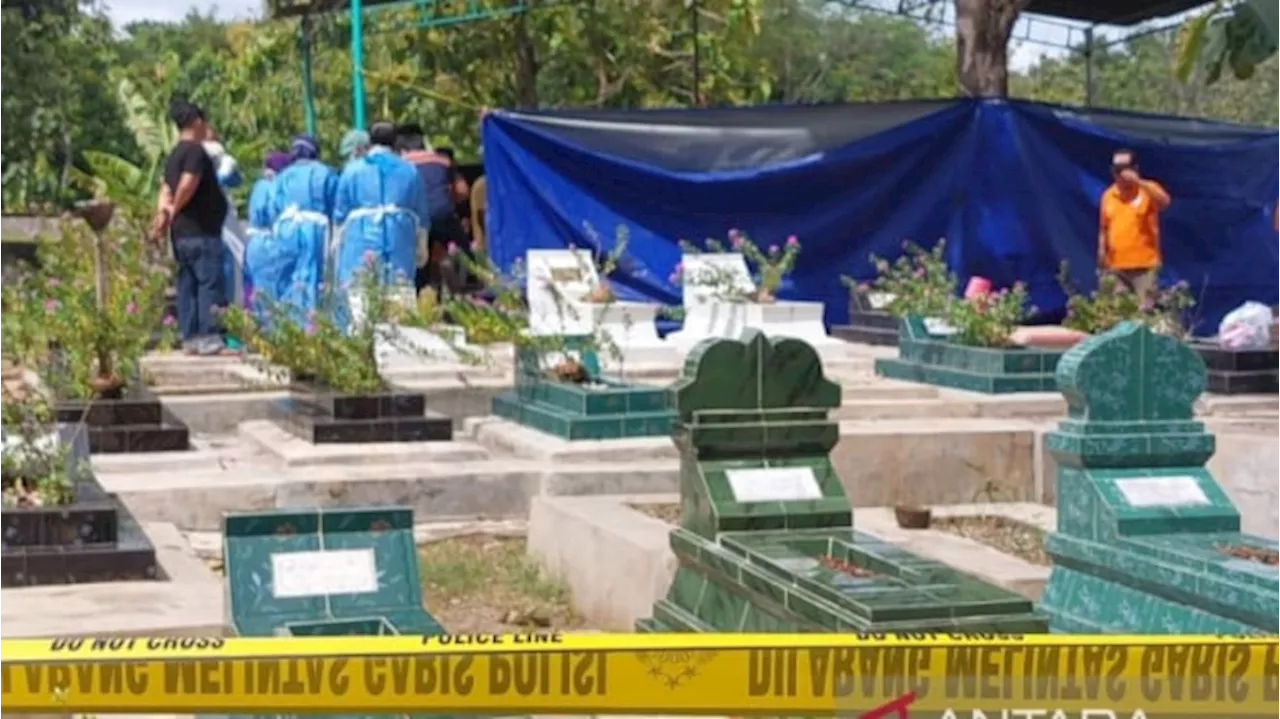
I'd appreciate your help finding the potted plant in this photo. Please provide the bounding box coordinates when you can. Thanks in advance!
[894,504,933,530]
[850,239,958,332]
[730,230,801,303]
[942,281,1033,348]
[577,222,632,304]
[0,211,171,401]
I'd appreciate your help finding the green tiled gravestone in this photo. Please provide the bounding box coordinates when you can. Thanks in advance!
[492,335,674,439]
[638,329,1046,633]
[221,507,450,719]
[875,316,1063,393]
[1039,322,1279,634]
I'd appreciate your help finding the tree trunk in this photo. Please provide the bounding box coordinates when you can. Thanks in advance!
[511,14,539,109]
[953,0,1030,97]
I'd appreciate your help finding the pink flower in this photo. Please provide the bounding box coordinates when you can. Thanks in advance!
[731,236,745,249]
[768,245,779,255]
[728,228,742,241]
[162,315,176,328]
[362,250,377,266]
[46,277,60,288]
[304,322,317,335]
[913,268,925,279]
[447,242,459,255]
[43,299,60,313]
[786,235,798,247]
[125,301,138,315]
[856,282,870,293]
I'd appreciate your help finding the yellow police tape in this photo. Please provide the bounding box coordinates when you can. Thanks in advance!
[1,633,1276,716]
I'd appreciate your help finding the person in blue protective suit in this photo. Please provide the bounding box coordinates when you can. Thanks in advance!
[242,150,292,319]
[203,135,246,350]
[339,129,371,170]
[270,134,337,320]
[332,122,430,293]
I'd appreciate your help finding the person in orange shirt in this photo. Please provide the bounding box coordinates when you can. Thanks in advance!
[1097,149,1172,302]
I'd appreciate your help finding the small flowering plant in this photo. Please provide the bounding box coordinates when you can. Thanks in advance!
[845,239,957,318]
[1058,262,1195,338]
[734,229,801,301]
[441,248,531,345]
[943,282,1033,348]
[0,214,172,399]
[222,252,427,394]
[675,229,799,303]
[577,223,632,304]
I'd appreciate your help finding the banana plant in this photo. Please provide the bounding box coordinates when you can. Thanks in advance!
[69,78,175,212]
[1176,0,1278,84]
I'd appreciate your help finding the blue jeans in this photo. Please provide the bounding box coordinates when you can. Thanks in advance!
[172,234,224,347]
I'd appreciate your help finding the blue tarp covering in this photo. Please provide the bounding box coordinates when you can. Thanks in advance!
[483,99,1278,335]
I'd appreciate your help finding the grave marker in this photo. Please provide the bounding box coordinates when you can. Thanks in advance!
[875,315,1064,393]
[638,329,1047,633]
[490,335,675,440]
[221,506,452,719]
[1039,322,1279,634]
[666,253,836,352]
[525,249,672,368]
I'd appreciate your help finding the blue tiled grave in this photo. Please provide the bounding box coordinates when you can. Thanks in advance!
[221,506,451,719]
[1039,322,1279,634]
[491,335,675,440]
[637,329,1047,633]
[874,316,1064,393]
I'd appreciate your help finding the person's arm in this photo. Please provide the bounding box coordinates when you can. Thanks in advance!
[1139,179,1171,210]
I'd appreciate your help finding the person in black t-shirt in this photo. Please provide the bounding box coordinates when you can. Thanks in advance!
[150,99,229,356]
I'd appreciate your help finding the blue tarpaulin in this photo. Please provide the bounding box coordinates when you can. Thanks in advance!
[483,99,1278,335]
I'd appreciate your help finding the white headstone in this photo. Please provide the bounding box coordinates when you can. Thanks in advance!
[681,253,756,307]
[526,249,600,335]
[271,548,379,599]
[725,467,824,503]
[867,292,894,310]
[1115,476,1211,508]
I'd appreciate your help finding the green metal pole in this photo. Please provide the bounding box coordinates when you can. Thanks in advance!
[350,0,366,130]
[300,13,317,136]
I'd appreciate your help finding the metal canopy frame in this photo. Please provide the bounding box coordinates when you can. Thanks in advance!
[266,0,1214,132]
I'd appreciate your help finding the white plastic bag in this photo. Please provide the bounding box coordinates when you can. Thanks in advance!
[1217,301,1274,351]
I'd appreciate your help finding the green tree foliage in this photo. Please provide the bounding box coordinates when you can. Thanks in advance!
[1176,0,1278,85]
[1,0,1276,214]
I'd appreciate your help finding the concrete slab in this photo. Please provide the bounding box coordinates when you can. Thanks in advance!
[466,417,678,462]
[1,522,224,638]
[832,418,1038,507]
[527,494,680,631]
[470,416,1038,507]
[93,434,678,531]
[185,517,530,560]
[1208,433,1280,540]
[237,419,491,467]
[855,504,1053,600]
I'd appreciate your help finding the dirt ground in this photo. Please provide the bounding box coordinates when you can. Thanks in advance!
[931,515,1050,566]
[631,503,680,525]
[418,535,591,634]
